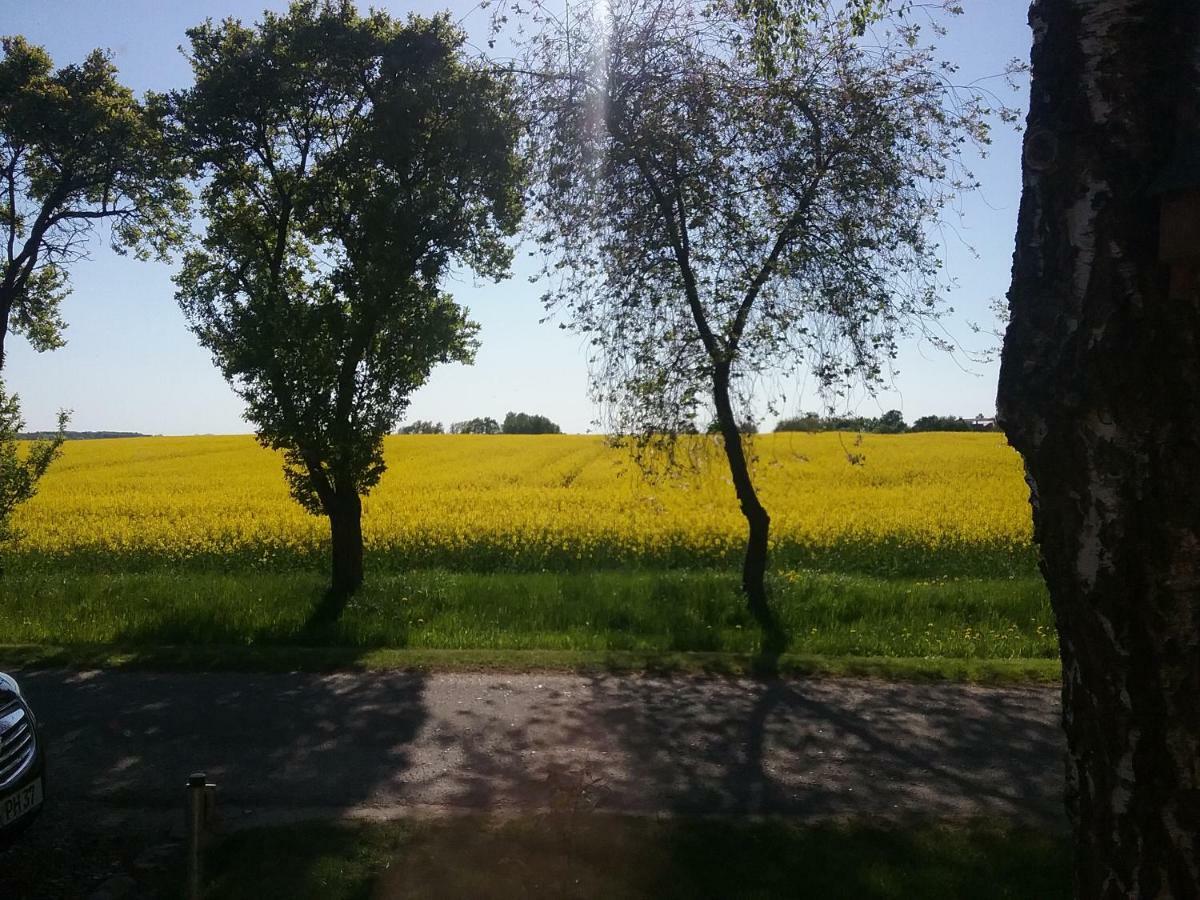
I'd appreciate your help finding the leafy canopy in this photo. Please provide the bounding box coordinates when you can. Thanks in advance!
[0,36,187,363]
[734,0,895,76]
[0,385,65,547]
[502,411,562,434]
[451,417,501,435]
[397,420,444,435]
[517,0,996,443]
[174,1,524,513]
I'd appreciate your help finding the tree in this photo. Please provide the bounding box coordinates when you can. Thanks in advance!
[0,387,65,569]
[450,416,501,435]
[775,409,907,432]
[502,411,562,434]
[517,0,993,649]
[174,2,523,598]
[733,0,892,77]
[873,409,907,434]
[397,420,444,435]
[775,413,823,432]
[0,37,187,369]
[910,414,971,432]
[997,2,1200,895]
[0,37,176,549]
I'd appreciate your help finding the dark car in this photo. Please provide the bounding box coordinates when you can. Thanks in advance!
[0,672,44,842]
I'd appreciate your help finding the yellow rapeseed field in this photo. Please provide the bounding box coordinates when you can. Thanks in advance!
[10,432,1035,576]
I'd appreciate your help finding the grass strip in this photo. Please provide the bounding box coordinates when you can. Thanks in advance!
[164,815,1069,899]
[0,643,1060,684]
[0,569,1056,659]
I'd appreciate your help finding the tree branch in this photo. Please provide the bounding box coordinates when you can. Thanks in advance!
[728,98,826,355]
[606,97,724,364]
[3,145,21,268]
[44,205,139,227]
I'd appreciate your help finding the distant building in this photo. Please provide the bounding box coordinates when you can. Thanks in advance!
[969,414,997,431]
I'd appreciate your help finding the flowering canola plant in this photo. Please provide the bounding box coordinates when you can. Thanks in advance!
[10,432,1035,576]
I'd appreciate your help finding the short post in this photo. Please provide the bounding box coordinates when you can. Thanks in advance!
[186,772,214,900]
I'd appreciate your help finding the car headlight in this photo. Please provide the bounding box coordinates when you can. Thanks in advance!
[0,673,21,697]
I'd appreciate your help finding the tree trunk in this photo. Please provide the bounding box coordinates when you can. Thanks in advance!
[328,485,364,598]
[997,2,1200,896]
[0,287,13,372]
[712,364,785,655]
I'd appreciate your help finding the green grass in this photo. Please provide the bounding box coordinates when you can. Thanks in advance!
[0,569,1054,656]
[0,569,1057,679]
[173,816,1069,900]
[0,644,1061,682]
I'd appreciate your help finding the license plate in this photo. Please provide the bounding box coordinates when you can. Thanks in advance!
[0,779,42,828]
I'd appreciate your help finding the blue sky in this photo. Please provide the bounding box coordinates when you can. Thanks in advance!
[1,0,1030,434]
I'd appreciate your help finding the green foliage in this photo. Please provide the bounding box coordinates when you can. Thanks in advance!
[874,409,908,434]
[0,36,187,364]
[450,417,501,435]
[734,0,900,77]
[15,430,146,440]
[502,411,562,434]
[911,414,974,432]
[0,387,65,548]
[774,413,825,432]
[518,0,995,449]
[775,410,907,433]
[173,2,524,518]
[397,420,444,435]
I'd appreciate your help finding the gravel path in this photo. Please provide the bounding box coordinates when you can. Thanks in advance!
[12,669,1065,827]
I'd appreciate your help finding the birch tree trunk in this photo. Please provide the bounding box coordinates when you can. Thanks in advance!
[998,2,1200,896]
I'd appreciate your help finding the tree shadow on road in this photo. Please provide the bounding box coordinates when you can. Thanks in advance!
[11,666,430,898]
[359,672,1067,897]
[408,673,1064,822]
[10,666,1068,897]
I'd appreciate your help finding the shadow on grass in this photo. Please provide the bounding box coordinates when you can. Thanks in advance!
[299,585,355,643]
[91,582,413,653]
[749,581,793,675]
[751,619,788,676]
[192,815,1069,900]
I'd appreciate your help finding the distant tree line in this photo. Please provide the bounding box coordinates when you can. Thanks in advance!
[408,411,995,436]
[910,415,984,433]
[450,417,499,435]
[16,431,149,441]
[403,412,563,435]
[774,411,996,434]
[501,412,561,434]
[396,421,444,435]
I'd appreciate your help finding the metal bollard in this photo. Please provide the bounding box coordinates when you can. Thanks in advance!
[186,772,216,900]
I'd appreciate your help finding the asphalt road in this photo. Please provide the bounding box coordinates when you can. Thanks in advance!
[13,669,1065,828]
